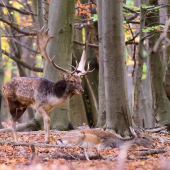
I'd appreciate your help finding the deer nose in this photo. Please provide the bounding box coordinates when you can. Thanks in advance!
[80,89,84,93]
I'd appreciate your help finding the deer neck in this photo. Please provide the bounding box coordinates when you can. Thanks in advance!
[117,137,136,147]
[52,80,74,99]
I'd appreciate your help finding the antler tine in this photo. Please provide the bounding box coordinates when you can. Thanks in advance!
[40,25,45,32]
[78,62,95,76]
[71,61,79,75]
[37,27,53,63]
[51,56,70,74]
[68,64,76,69]
[37,26,72,74]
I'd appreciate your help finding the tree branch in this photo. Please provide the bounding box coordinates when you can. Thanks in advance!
[2,50,43,72]
[153,18,170,52]
[73,40,99,48]
[0,18,36,36]
[0,2,37,15]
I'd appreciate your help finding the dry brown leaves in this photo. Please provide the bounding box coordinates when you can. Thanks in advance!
[0,123,170,170]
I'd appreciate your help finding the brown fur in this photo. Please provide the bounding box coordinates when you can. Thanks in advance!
[57,128,154,149]
[2,75,84,143]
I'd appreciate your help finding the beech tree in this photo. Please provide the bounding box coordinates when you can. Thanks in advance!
[101,0,132,135]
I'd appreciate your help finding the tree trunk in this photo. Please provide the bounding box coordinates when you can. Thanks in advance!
[165,0,170,66]
[0,8,4,128]
[148,0,170,125]
[44,0,76,130]
[102,0,132,135]
[31,0,37,23]
[164,0,170,99]
[96,0,106,127]
[84,28,99,125]
[43,0,49,29]
[37,0,44,28]
[70,27,88,126]
[132,1,146,126]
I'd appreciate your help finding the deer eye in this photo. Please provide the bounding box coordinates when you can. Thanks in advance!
[142,137,145,139]
[70,80,74,83]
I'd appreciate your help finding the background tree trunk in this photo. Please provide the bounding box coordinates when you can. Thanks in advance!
[102,0,132,135]
[96,0,106,127]
[37,0,44,28]
[44,0,76,130]
[132,1,146,126]
[0,7,4,128]
[70,27,88,126]
[147,0,170,125]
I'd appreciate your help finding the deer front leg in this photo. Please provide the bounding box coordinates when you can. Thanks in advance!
[10,116,18,142]
[37,107,50,143]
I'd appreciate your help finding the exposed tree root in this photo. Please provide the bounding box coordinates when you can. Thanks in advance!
[146,126,168,133]
[0,118,40,133]
[39,151,114,161]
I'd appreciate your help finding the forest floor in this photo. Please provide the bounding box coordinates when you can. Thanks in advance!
[0,122,170,170]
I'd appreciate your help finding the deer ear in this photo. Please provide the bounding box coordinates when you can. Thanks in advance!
[129,127,137,137]
[59,72,65,79]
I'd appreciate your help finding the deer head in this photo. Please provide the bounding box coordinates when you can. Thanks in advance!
[36,26,94,95]
[129,127,154,148]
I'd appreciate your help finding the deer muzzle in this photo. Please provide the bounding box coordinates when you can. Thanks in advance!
[79,88,84,94]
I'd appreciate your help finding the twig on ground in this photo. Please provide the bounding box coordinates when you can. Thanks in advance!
[84,148,90,161]
[146,126,168,133]
[63,148,80,161]
[139,148,166,156]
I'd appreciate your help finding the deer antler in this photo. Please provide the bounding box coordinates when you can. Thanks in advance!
[77,37,95,76]
[36,26,78,74]
[79,62,95,76]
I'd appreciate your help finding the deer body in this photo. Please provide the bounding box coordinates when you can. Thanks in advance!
[2,77,79,117]
[57,128,154,149]
[2,74,84,143]
[2,27,94,144]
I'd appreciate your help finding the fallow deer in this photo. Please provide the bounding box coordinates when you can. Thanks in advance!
[56,127,154,149]
[2,26,94,144]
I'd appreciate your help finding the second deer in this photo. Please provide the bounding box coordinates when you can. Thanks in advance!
[56,127,154,149]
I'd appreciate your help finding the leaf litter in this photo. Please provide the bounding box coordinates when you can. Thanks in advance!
[0,123,170,170]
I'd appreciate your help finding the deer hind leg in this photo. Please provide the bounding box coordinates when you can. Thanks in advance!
[8,101,26,142]
[37,107,50,144]
[9,107,20,142]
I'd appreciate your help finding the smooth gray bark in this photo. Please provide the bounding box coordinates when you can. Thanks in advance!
[84,28,99,125]
[44,0,76,130]
[102,0,132,135]
[96,0,106,127]
[37,0,44,28]
[0,10,4,128]
[43,0,49,29]
[70,27,88,126]
[31,0,37,23]
[148,0,170,125]
[165,0,170,66]
[133,1,146,126]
